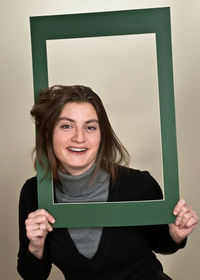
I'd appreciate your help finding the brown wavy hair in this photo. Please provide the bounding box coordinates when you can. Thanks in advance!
[31,85,129,182]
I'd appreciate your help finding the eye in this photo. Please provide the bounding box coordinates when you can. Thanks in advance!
[61,124,72,129]
[86,126,96,132]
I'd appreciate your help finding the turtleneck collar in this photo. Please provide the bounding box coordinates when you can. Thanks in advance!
[55,163,110,202]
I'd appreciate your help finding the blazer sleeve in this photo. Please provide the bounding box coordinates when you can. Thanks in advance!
[144,223,187,254]
[17,177,52,280]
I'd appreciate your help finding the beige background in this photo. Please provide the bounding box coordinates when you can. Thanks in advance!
[0,0,199,279]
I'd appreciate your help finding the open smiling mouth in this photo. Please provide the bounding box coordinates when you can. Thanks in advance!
[67,147,88,152]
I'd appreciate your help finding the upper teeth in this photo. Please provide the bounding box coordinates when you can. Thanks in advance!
[68,147,87,152]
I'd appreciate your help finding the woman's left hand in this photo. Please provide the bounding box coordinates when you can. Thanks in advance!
[169,199,199,244]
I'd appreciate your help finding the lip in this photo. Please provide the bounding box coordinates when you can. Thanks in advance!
[67,147,88,152]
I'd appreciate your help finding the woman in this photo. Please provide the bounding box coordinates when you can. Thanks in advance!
[17,85,198,280]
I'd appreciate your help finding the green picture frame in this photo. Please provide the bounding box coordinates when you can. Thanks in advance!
[30,7,179,228]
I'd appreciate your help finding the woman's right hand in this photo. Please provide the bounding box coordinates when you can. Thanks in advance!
[25,209,55,259]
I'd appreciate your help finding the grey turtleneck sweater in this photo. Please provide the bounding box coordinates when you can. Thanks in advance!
[55,164,110,259]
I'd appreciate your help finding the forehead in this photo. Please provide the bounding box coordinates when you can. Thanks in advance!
[59,102,98,119]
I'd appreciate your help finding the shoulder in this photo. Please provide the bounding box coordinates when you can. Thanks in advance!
[20,176,37,196]
[116,166,163,201]
[19,176,38,211]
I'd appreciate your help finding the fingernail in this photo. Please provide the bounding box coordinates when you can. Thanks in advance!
[173,210,177,216]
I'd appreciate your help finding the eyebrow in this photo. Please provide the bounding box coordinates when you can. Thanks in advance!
[57,117,99,124]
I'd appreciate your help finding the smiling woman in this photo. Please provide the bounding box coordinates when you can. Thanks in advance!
[17,85,199,280]
[30,85,129,181]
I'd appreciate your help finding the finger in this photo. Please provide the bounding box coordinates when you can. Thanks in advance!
[175,205,191,226]
[26,223,53,241]
[173,199,186,216]
[26,223,41,231]
[176,205,198,228]
[178,210,194,228]
[25,216,54,237]
[26,214,50,227]
[28,209,55,224]
[39,222,53,232]
[46,223,53,232]
[185,211,199,227]
[38,209,56,224]
[26,222,53,232]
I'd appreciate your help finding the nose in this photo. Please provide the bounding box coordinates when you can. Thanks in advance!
[71,127,85,143]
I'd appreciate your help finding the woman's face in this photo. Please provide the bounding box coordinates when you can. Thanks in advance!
[53,102,101,176]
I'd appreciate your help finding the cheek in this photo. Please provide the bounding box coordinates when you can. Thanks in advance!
[94,135,101,151]
[52,132,64,151]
